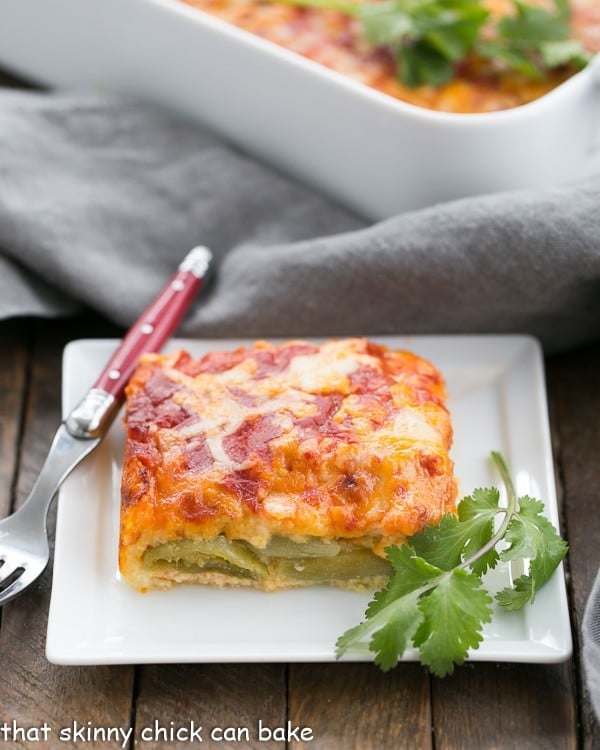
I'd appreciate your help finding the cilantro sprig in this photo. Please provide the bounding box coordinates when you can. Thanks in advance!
[476,0,591,80]
[358,0,491,86]
[336,452,568,676]
[274,0,591,87]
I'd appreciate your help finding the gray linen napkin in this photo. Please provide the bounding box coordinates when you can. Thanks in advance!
[0,88,599,352]
[0,87,599,713]
[584,576,600,722]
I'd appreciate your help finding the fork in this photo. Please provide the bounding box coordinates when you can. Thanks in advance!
[0,246,212,606]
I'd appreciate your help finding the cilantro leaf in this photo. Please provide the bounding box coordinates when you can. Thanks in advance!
[496,574,536,610]
[369,591,424,670]
[409,487,500,574]
[499,0,570,44]
[500,496,547,560]
[476,39,542,77]
[414,569,493,676]
[457,487,501,574]
[335,621,371,656]
[367,544,442,615]
[539,39,590,69]
[499,495,568,593]
[408,513,466,570]
[418,3,489,61]
[358,1,412,47]
[336,453,568,676]
[336,546,441,662]
[359,0,489,87]
[396,43,456,87]
[478,0,591,78]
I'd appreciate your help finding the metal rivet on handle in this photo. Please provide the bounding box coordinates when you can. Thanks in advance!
[140,323,154,334]
[108,370,121,380]
[171,280,185,291]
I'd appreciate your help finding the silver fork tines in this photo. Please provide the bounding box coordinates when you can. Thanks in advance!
[0,425,100,607]
[0,547,47,603]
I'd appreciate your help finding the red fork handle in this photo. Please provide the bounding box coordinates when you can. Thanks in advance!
[65,245,213,441]
[93,245,212,399]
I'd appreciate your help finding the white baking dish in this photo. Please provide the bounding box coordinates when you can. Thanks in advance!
[1,0,599,220]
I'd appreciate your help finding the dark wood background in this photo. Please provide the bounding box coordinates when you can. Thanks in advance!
[1,314,599,749]
[1,66,599,749]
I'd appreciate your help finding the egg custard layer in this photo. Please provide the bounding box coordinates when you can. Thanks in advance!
[119,338,457,591]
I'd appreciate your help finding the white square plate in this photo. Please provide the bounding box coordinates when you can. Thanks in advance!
[46,335,572,665]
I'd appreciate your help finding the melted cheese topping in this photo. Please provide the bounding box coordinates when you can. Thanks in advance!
[177,0,599,113]
[119,337,457,590]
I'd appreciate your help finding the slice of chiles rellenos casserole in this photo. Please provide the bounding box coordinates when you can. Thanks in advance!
[119,338,457,592]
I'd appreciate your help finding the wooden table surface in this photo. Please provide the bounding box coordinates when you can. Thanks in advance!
[0,313,599,750]
[1,70,600,750]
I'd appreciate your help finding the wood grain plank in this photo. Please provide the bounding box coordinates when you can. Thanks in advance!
[133,664,287,749]
[0,319,30,518]
[546,343,600,750]
[432,663,576,750]
[0,316,134,749]
[288,663,432,750]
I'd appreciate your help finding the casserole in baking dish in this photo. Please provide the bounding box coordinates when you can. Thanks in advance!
[119,338,457,592]
[0,0,598,218]
[178,0,599,114]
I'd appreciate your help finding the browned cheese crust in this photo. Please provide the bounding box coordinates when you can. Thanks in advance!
[119,338,457,591]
